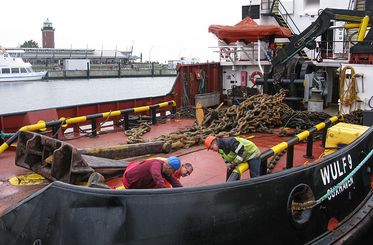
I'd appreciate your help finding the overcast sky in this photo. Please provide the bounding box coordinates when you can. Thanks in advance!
[1,0,247,63]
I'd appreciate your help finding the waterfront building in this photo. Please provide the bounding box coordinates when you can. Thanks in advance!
[41,19,55,48]
[12,48,132,66]
[6,19,132,66]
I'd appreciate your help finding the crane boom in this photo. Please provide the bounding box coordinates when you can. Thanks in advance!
[271,8,372,82]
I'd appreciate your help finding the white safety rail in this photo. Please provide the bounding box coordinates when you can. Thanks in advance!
[211,42,272,67]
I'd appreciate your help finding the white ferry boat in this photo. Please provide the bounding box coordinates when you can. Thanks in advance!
[0,48,47,82]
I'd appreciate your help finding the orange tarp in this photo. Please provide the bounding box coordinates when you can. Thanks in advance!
[208,17,292,44]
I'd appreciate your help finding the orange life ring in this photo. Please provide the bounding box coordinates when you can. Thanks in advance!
[249,71,263,84]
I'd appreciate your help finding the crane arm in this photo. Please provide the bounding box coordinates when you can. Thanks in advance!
[271,8,371,82]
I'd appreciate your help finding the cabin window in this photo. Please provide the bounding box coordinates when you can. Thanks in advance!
[26,68,32,73]
[242,5,260,19]
[21,68,27,73]
[2,68,10,74]
[11,68,20,74]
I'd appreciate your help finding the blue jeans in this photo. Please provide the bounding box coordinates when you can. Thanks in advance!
[248,157,261,178]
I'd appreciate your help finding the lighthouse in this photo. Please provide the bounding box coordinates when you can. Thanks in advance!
[41,18,55,48]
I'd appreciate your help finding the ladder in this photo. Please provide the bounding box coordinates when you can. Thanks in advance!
[271,0,308,58]
[355,0,365,11]
[348,0,365,11]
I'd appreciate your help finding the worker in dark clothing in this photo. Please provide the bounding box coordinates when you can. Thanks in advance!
[204,135,261,180]
[122,156,183,189]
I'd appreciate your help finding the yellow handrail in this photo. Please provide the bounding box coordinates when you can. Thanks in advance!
[0,100,176,154]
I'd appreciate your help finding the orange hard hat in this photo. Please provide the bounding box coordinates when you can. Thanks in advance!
[204,135,216,150]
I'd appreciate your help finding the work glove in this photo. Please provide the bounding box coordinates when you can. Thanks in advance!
[226,162,236,169]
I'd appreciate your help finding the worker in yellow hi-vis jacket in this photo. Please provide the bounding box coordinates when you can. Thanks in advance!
[204,135,261,180]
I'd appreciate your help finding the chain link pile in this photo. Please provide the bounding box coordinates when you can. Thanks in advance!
[343,109,363,125]
[124,90,362,150]
[281,111,331,130]
[124,122,151,144]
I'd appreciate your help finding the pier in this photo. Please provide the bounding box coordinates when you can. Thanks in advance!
[35,63,177,79]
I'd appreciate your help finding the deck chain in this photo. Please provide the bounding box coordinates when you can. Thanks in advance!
[123,90,359,161]
[124,89,329,151]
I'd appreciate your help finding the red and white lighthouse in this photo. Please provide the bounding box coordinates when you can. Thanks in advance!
[41,18,55,48]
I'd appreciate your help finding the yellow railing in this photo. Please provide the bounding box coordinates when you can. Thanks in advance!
[0,100,176,155]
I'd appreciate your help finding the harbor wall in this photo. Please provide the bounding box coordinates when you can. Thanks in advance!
[46,69,177,79]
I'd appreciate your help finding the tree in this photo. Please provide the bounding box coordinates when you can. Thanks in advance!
[20,40,39,48]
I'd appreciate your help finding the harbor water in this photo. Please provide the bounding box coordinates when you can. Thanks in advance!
[0,76,176,115]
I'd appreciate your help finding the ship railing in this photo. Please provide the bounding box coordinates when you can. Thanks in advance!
[271,0,301,35]
[0,100,177,155]
[216,43,272,65]
[287,39,352,62]
[309,40,352,62]
[259,115,343,175]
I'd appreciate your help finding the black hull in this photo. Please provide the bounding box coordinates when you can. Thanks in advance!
[308,190,373,244]
[0,128,372,245]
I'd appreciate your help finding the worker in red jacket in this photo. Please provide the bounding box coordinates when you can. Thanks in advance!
[122,156,183,189]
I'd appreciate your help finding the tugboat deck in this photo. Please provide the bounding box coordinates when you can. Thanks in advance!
[0,118,326,215]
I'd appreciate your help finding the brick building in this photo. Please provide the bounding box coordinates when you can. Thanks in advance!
[41,18,55,48]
